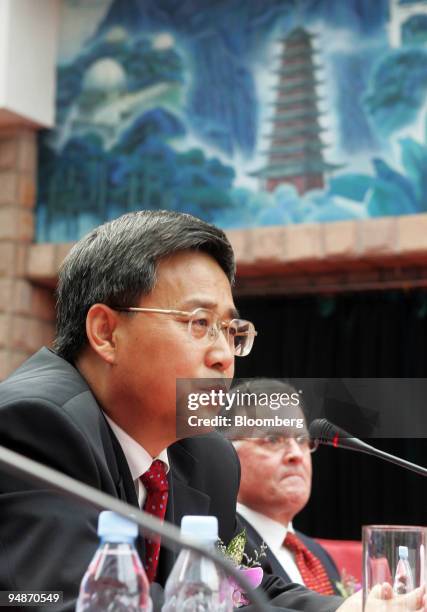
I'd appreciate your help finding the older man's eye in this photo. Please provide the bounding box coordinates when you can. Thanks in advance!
[265,434,282,446]
[296,435,310,445]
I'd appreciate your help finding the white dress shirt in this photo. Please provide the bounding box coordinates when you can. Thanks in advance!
[104,414,170,507]
[237,502,305,585]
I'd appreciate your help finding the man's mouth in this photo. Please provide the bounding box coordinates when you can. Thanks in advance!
[281,473,304,481]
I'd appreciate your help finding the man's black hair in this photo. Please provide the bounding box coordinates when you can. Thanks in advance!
[54,210,235,363]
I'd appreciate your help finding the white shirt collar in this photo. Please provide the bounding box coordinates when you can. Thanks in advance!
[236,502,294,554]
[104,413,169,480]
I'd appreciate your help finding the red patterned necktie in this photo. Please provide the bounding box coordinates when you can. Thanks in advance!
[284,531,334,595]
[140,459,169,582]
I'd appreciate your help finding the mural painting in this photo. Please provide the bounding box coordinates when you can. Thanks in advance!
[37,0,427,241]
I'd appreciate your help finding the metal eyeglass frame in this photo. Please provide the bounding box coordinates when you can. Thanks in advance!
[249,434,319,453]
[112,306,258,357]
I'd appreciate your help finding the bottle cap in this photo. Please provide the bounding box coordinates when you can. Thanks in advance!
[181,515,218,543]
[97,511,138,543]
[398,545,409,560]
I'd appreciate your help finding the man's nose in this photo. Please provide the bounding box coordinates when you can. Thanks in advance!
[281,439,304,462]
[205,328,234,373]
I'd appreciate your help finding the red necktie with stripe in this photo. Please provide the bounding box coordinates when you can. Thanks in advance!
[140,459,169,582]
[284,531,334,595]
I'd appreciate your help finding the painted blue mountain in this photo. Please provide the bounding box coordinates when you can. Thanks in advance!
[93,0,389,157]
[96,0,389,38]
[402,14,427,45]
[298,0,389,34]
[330,49,383,154]
[365,48,427,136]
[37,105,238,242]
[56,31,184,126]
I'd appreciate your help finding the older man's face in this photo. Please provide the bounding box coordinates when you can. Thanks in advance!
[237,424,313,525]
[110,250,236,447]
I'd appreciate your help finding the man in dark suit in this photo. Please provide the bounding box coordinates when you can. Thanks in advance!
[231,380,340,594]
[0,211,423,612]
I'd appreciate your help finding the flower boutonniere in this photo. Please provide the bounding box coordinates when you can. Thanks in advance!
[335,569,362,598]
[218,529,267,607]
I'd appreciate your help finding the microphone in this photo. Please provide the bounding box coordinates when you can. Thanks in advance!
[0,444,268,612]
[309,418,427,477]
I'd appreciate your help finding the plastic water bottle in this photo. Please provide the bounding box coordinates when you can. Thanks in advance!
[162,515,233,611]
[76,511,152,611]
[393,545,415,595]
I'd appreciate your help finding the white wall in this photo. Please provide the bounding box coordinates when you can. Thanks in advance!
[0,0,59,128]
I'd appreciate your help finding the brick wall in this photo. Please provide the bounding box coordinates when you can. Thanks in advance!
[0,128,55,380]
[229,217,427,294]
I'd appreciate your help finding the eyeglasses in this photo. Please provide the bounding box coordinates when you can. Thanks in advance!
[251,433,318,453]
[112,306,257,357]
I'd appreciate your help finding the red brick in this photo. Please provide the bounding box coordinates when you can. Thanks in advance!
[39,320,55,347]
[323,220,358,260]
[0,138,18,170]
[286,223,323,263]
[17,174,36,208]
[0,243,16,276]
[29,318,46,352]
[17,132,36,174]
[0,279,13,312]
[15,244,29,277]
[0,172,18,205]
[19,209,34,241]
[0,349,9,380]
[0,207,34,241]
[31,286,55,321]
[12,280,33,314]
[249,226,288,263]
[398,214,427,261]
[54,242,74,272]
[0,313,10,348]
[11,315,33,351]
[227,229,253,264]
[359,217,398,257]
[26,243,57,279]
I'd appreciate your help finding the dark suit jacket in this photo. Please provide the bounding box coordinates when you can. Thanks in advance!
[238,513,341,593]
[0,348,343,612]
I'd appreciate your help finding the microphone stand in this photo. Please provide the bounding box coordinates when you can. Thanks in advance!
[309,419,427,477]
[0,444,268,612]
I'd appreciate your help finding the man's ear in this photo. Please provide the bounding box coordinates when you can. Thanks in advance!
[86,304,120,364]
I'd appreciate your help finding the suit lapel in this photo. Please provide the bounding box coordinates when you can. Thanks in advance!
[265,544,293,583]
[58,363,138,509]
[103,421,150,562]
[65,392,143,555]
[106,423,139,507]
[156,441,210,586]
[169,445,210,524]
[240,516,293,583]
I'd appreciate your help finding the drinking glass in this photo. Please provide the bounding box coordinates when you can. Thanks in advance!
[363,525,426,611]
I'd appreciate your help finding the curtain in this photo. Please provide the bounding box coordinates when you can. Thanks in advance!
[235,290,427,539]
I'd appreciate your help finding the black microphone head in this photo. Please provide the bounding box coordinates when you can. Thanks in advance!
[309,418,353,448]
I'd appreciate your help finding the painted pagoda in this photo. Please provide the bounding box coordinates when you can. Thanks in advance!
[252,27,340,195]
